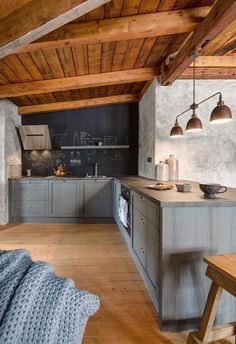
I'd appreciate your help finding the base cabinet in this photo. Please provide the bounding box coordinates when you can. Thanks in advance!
[10,180,49,218]
[10,178,113,221]
[49,180,79,217]
[132,193,160,291]
[80,179,113,217]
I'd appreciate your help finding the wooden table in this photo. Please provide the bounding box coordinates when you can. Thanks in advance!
[187,253,236,344]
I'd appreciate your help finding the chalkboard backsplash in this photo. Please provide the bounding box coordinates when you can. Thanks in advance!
[22,103,138,176]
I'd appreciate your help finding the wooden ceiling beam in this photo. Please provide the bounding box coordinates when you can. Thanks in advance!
[0,67,159,98]
[160,0,236,85]
[18,94,140,114]
[180,67,236,79]
[0,0,111,59]
[192,56,236,68]
[17,7,211,53]
[201,19,236,56]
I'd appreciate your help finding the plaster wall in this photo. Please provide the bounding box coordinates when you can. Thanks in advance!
[138,79,158,179]
[0,100,21,224]
[139,79,236,187]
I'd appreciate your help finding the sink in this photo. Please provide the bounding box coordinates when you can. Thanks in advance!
[85,175,107,178]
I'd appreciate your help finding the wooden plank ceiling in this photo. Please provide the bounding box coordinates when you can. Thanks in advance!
[0,0,235,114]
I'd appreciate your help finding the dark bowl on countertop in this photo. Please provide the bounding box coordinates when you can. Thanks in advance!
[199,183,227,199]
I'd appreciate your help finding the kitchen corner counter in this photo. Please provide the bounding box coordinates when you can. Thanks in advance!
[114,176,236,207]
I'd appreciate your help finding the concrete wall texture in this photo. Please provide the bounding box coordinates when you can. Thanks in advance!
[0,100,21,224]
[139,79,236,187]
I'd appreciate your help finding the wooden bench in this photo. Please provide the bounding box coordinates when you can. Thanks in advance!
[187,253,236,344]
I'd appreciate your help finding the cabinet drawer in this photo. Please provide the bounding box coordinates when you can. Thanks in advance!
[13,201,49,217]
[133,192,159,225]
[14,189,48,201]
[13,181,48,190]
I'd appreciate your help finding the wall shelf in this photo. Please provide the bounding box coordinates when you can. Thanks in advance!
[61,145,130,150]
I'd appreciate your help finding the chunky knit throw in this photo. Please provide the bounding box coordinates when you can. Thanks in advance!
[0,249,99,344]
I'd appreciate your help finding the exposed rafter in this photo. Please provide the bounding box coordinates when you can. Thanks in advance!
[18,94,140,114]
[0,0,111,59]
[0,67,159,98]
[192,56,236,67]
[180,67,236,79]
[17,7,211,53]
[161,0,236,85]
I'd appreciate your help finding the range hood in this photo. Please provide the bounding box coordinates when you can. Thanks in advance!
[18,125,52,150]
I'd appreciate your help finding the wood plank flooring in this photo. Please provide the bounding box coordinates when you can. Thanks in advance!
[0,224,233,344]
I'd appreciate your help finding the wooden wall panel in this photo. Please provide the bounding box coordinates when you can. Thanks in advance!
[104,0,124,18]
[101,42,116,73]
[134,37,157,68]
[122,39,144,70]
[57,47,76,77]
[88,44,102,74]
[42,49,64,78]
[122,0,142,16]
[0,60,20,83]
[145,36,173,67]
[17,52,43,80]
[139,0,161,14]
[72,46,89,75]
[111,41,129,72]
[30,50,54,79]
[3,55,33,81]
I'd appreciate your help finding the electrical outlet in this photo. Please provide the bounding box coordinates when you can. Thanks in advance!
[147,157,152,162]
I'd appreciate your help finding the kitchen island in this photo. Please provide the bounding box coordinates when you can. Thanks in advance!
[9,176,236,331]
[114,177,236,331]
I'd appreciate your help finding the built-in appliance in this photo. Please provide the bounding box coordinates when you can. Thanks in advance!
[118,185,131,237]
[18,125,52,150]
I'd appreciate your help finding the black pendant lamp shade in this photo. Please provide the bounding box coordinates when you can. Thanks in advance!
[210,96,232,124]
[186,114,203,132]
[170,120,183,137]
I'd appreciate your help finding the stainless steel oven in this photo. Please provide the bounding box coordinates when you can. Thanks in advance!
[118,185,131,237]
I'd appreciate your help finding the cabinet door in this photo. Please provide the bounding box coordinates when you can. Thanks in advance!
[133,207,146,268]
[49,180,79,217]
[114,180,121,221]
[81,180,112,217]
[146,221,160,289]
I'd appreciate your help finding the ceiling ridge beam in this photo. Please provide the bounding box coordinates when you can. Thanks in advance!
[0,0,111,59]
[0,67,159,99]
[17,6,211,53]
[18,94,140,114]
[160,0,236,85]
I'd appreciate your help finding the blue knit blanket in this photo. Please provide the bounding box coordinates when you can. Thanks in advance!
[0,249,99,344]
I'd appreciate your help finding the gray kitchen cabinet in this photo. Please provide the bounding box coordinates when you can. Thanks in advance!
[49,180,79,217]
[10,180,49,218]
[80,179,113,217]
[132,195,160,290]
[114,179,121,222]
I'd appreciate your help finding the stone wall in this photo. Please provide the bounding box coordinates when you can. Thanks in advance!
[139,79,236,187]
[0,100,21,224]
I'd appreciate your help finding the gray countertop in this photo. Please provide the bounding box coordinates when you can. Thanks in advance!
[10,175,236,207]
[114,176,236,207]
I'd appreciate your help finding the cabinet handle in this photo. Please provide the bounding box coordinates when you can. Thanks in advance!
[140,248,145,254]
[140,218,145,223]
[139,196,143,201]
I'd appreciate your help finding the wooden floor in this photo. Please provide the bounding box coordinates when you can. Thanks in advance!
[0,224,233,344]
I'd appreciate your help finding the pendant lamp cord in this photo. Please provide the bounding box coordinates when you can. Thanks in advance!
[193,52,196,107]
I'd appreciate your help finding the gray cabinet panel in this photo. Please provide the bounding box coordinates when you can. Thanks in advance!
[14,189,48,201]
[81,180,113,217]
[133,207,146,268]
[13,201,48,217]
[146,220,159,289]
[133,192,159,226]
[49,180,79,217]
[114,180,121,221]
